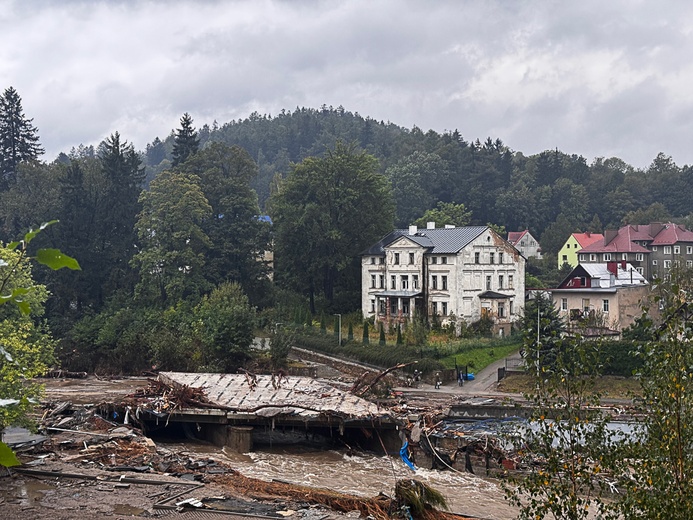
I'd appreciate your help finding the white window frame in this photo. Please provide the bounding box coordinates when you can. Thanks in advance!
[401,275,409,290]
[579,254,587,262]
[390,275,396,289]
[590,254,597,261]
[441,256,447,264]
[498,275,504,289]
[674,246,680,255]
[636,253,644,261]
[379,275,384,289]
[621,253,628,260]
[664,260,671,268]
[412,274,419,290]
[431,256,437,264]
[603,253,612,261]
[652,246,658,251]
[664,246,672,255]
[603,299,610,313]
[441,302,448,316]
[441,275,448,291]
[486,275,492,290]
[509,275,514,289]
[687,246,693,255]
[652,260,658,266]
[561,298,568,311]
[431,275,438,290]
[370,274,376,288]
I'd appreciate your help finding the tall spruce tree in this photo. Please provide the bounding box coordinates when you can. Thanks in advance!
[0,87,44,190]
[171,113,199,167]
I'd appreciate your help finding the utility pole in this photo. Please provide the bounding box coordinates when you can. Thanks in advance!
[536,299,541,378]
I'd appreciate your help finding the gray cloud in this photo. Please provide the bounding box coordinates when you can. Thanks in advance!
[3,0,693,168]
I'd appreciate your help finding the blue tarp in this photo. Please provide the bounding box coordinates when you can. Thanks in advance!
[399,440,416,472]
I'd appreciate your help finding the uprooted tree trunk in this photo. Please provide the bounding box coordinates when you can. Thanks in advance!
[350,362,418,396]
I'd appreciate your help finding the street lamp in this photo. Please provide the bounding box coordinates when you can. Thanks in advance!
[334,314,342,346]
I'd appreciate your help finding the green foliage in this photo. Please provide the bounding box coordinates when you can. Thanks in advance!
[521,294,565,371]
[395,479,448,516]
[378,322,386,346]
[362,321,369,345]
[396,324,403,345]
[503,337,616,520]
[0,86,44,190]
[412,201,471,229]
[347,322,353,341]
[609,279,693,519]
[132,169,212,305]
[268,140,394,312]
[171,113,199,167]
[269,327,294,369]
[195,282,255,372]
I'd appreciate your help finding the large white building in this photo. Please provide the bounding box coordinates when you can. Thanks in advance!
[361,223,525,336]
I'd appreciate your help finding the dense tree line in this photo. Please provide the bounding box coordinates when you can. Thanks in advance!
[2,88,693,373]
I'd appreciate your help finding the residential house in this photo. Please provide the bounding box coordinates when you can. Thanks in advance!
[577,222,693,280]
[550,261,649,337]
[361,223,525,337]
[557,232,604,268]
[507,229,542,259]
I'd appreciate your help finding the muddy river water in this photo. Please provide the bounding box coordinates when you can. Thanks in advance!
[169,442,519,520]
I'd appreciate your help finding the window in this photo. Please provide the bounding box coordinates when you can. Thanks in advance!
[561,298,568,311]
[490,252,495,264]
[603,253,612,261]
[441,302,448,316]
[498,275,504,289]
[370,257,375,264]
[441,256,447,264]
[498,252,504,264]
[664,246,672,255]
[590,254,597,261]
[508,275,514,289]
[431,302,438,315]
[379,300,386,314]
[379,275,384,288]
[431,275,438,290]
[442,276,448,290]
[603,299,610,313]
[390,275,396,289]
[579,254,587,261]
[402,301,409,315]
[674,246,680,255]
[401,275,409,290]
[379,257,385,264]
[652,246,658,251]
[391,300,397,314]
[687,260,693,268]
[431,256,437,264]
[486,275,492,290]
[636,253,644,261]
[474,252,480,264]
[394,253,400,265]
[370,300,375,313]
[664,260,671,268]
[498,303,505,318]
[622,253,628,260]
[688,246,693,255]
[582,298,590,313]
[562,255,568,263]
[409,252,415,264]
[636,267,644,274]
[652,260,658,266]
[370,274,376,288]
[510,301,514,315]
[566,244,570,249]
[412,274,419,289]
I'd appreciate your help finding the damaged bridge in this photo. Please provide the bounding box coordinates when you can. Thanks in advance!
[131,372,400,453]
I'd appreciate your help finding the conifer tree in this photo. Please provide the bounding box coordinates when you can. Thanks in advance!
[396,324,403,345]
[171,113,199,167]
[362,322,369,345]
[379,322,386,346]
[0,87,44,190]
[347,322,353,341]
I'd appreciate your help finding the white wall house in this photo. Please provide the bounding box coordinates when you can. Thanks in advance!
[361,223,525,337]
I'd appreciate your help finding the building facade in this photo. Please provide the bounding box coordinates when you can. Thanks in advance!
[361,223,525,337]
[550,261,649,337]
[507,229,542,259]
[557,232,604,268]
[577,223,693,280]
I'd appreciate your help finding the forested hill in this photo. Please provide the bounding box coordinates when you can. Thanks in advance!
[143,105,693,256]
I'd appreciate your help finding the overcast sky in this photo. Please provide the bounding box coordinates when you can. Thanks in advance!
[3,0,693,169]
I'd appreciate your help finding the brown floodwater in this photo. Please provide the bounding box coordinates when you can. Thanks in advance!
[166,442,519,520]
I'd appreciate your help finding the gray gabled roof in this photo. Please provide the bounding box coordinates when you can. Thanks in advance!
[362,226,488,255]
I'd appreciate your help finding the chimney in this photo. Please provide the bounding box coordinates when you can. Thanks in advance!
[607,261,617,275]
[408,225,417,235]
[427,221,435,229]
[586,232,591,238]
[605,229,618,245]
[444,224,455,229]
